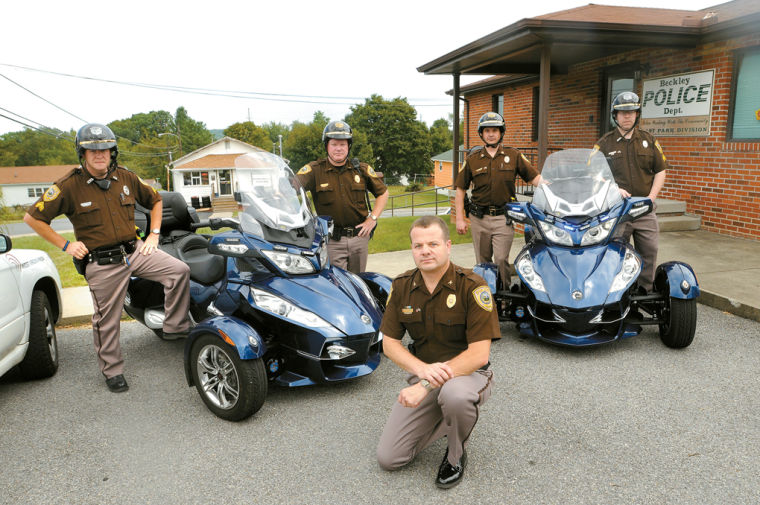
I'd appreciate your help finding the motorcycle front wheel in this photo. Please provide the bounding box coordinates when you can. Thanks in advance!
[659,298,697,348]
[189,334,267,421]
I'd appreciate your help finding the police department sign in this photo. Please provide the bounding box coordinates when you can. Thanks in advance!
[640,70,715,137]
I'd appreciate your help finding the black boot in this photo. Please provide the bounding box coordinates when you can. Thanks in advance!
[436,448,466,489]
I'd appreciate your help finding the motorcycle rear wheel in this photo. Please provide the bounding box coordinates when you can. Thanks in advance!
[659,298,697,348]
[189,334,267,421]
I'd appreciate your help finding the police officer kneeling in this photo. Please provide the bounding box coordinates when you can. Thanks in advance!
[376,216,497,489]
[24,123,191,393]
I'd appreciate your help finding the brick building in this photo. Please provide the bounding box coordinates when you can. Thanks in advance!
[418,0,760,240]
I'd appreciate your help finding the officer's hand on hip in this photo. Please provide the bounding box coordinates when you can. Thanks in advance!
[356,217,376,238]
[66,241,88,260]
[140,234,160,255]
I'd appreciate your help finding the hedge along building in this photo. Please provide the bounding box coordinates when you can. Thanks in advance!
[418,0,760,240]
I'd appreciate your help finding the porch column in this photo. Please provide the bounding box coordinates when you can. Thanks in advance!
[538,43,551,170]
[452,72,460,183]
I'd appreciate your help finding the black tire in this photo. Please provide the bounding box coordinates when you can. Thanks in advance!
[19,291,59,379]
[659,298,697,348]
[189,334,267,421]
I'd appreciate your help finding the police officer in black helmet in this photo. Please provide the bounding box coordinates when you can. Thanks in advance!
[297,120,389,273]
[24,123,191,393]
[594,92,669,291]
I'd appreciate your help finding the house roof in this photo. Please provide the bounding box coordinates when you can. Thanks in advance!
[431,146,465,162]
[176,154,243,170]
[0,165,78,185]
[172,136,267,167]
[418,0,759,78]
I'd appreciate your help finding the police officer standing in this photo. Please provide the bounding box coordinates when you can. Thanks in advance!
[376,216,497,489]
[455,112,542,289]
[24,123,191,393]
[297,121,389,273]
[594,91,668,291]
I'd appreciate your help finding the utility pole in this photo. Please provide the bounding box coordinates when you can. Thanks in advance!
[278,134,283,157]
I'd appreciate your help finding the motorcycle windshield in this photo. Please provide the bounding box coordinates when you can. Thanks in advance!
[532,148,622,219]
[233,152,313,234]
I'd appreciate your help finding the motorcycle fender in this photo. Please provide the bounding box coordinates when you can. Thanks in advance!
[183,315,266,386]
[655,261,700,299]
[358,271,392,307]
[473,263,499,294]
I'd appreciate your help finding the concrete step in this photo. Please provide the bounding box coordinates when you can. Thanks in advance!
[658,213,701,232]
[655,198,686,215]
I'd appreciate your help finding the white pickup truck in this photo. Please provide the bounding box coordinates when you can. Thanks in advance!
[0,234,63,380]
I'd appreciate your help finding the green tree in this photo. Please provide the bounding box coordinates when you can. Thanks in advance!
[0,129,77,166]
[283,111,330,170]
[224,121,270,149]
[429,117,453,155]
[261,121,290,154]
[345,94,432,177]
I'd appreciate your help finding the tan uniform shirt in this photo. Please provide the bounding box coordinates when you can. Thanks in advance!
[594,128,668,197]
[380,262,499,364]
[455,147,538,207]
[27,166,160,250]
[297,158,387,228]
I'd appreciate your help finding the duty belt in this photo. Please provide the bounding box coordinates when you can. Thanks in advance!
[332,226,359,240]
[89,240,137,264]
[470,204,506,216]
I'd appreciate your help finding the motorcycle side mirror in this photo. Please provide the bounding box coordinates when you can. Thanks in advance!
[506,202,532,225]
[619,197,653,224]
[209,217,241,231]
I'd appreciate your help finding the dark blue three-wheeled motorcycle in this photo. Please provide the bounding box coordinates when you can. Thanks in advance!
[124,151,390,421]
[475,148,699,348]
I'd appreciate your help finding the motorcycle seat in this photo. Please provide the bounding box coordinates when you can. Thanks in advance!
[175,234,225,285]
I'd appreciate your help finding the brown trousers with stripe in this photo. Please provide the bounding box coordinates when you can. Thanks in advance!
[377,369,493,469]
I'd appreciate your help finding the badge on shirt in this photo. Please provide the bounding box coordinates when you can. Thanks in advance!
[446,294,456,308]
[43,185,61,202]
[473,286,493,312]
[298,165,312,175]
[354,174,360,183]
[401,306,414,315]
[123,185,130,196]
[642,140,649,148]
[504,156,510,163]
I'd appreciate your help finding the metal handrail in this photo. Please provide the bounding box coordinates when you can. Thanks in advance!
[373,184,455,217]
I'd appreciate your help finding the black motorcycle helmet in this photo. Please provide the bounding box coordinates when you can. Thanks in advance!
[477,112,505,147]
[76,123,119,167]
[610,91,641,130]
[322,120,353,152]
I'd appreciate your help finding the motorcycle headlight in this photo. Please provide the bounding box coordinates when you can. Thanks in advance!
[250,287,330,327]
[609,250,641,293]
[539,221,573,246]
[580,218,617,246]
[516,253,545,292]
[262,250,316,274]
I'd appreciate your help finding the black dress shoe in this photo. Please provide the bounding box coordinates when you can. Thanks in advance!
[105,374,129,393]
[436,448,466,489]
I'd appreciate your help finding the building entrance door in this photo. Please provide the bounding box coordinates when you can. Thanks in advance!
[218,170,232,196]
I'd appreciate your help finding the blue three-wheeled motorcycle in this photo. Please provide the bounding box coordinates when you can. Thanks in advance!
[475,148,699,348]
[124,152,391,421]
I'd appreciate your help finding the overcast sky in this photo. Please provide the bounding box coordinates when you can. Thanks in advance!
[1,0,721,136]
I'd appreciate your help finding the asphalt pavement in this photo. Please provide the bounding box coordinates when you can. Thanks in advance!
[1,305,758,504]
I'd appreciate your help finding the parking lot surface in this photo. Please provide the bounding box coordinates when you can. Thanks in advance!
[1,304,759,505]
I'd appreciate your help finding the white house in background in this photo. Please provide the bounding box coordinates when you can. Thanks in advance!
[170,136,269,209]
[0,165,77,207]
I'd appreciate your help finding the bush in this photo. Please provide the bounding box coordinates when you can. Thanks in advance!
[405,182,424,192]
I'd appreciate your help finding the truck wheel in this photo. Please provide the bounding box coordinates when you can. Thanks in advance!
[19,291,59,379]
[659,298,697,348]
[189,334,267,421]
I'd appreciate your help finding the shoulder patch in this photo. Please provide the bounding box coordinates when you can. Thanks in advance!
[366,165,379,178]
[138,176,157,193]
[297,164,312,175]
[43,185,61,202]
[472,285,493,312]
[386,285,393,306]
[520,153,529,163]
[654,140,666,160]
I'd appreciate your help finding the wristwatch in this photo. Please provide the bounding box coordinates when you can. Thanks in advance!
[151,228,161,235]
[419,379,434,391]
[369,214,377,221]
